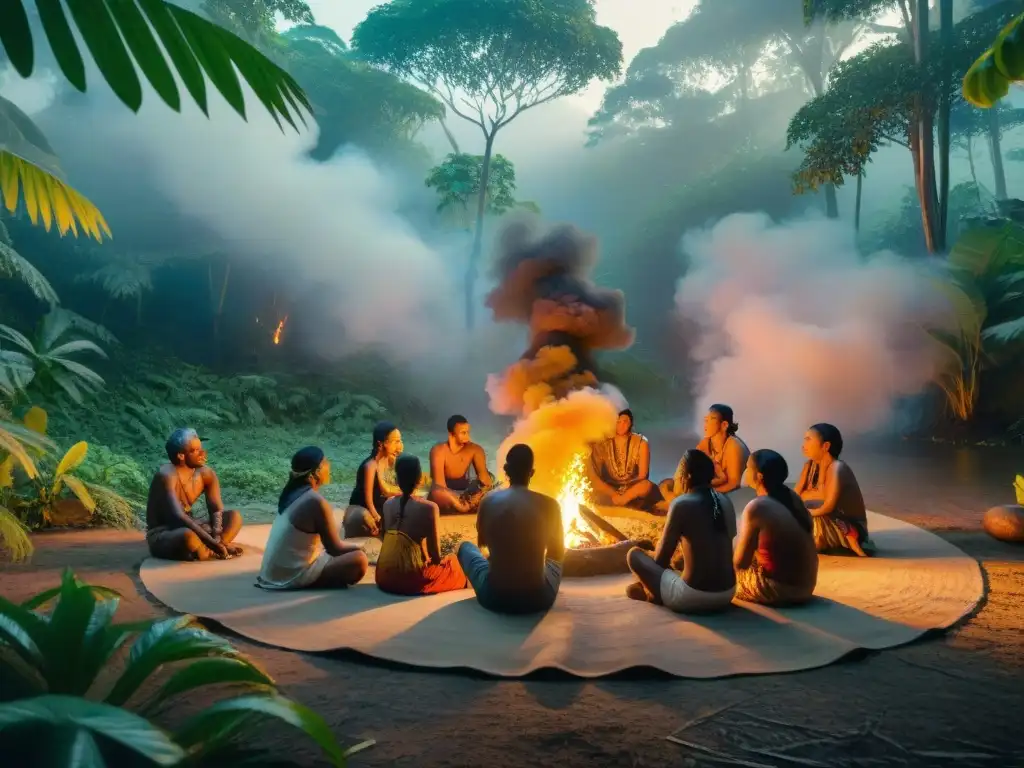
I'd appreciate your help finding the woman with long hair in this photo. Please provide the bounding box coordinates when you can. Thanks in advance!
[794,423,873,556]
[733,450,818,606]
[627,449,737,614]
[344,421,406,538]
[257,446,368,590]
[375,454,469,595]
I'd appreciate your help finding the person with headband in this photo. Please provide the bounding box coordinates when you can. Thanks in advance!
[795,423,874,557]
[626,449,737,614]
[376,454,469,595]
[733,450,818,607]
[587,408,662,512]
[145,428,244,561]
[256,446,369,590]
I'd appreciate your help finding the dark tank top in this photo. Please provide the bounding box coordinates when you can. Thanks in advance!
[349,457,387,511]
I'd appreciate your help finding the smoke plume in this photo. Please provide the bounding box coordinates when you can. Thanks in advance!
[675,212,948,462]
[485,219,632,497]
[29,70,460,362]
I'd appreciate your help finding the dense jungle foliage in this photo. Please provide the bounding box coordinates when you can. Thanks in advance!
[0,0,1023,561]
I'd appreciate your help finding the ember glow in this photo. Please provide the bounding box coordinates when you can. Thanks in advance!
[272,316,288,345]
[558,453,598,548]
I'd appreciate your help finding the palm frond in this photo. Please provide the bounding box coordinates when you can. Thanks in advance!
[0,241,58,305]
[981,315,1024,345]
[0,504,33,562]
[0,95,111,242]
[0,0,311,131]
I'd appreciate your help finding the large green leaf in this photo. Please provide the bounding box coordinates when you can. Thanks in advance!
[104,615,245,707]
[175,694,346,767]
[964,12,1024,108]
[0,0,311,130]
[142,656,275,715]
[0,694,184,766]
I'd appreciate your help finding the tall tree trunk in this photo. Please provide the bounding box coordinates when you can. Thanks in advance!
[854,170,864,234]
[937,0,953,252]
[966,136,981,198]
[800,37,839,219]
[913,0,940,254]
[214,262,231,343]
[466,132,496,330]
[988,108,1007,199]
[440,118,461,154]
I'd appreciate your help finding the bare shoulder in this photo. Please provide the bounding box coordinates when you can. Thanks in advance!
[742,496,771,519]
[835,460,858,481]
[417,497,440,516]
[469,441,488,456]
[199,465,219,483]
[429,442,446,458]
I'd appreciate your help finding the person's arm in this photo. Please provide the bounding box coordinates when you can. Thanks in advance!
[313,498,362,556]
[637,438,651,481]
[361,460,383,521]
[201,467,226,539]
[733,504,760,570]
[429,445,448,489]
[809,463,842,517]
[670,458,685,497]
[472,446,493,486]
[653,499,686,568]
[159,473,223,553]
[425,501,443,564]
[587,452,616,498]
[794,461,811,496]
[546,499,565,563]
[713,439,744,493]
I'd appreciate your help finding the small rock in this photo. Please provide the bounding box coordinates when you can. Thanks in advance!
[982,504,1024,544]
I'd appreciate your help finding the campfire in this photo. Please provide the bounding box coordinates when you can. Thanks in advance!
[556,453,634,551]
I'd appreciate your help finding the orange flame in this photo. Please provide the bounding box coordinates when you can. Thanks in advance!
[558,454,597,548]
[273,316,288,345]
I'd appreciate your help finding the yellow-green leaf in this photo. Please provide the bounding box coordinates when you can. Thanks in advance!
[59,476,96,514]
[0,503,33,562]
[23,406,47,436]
[55,441,89,479]
[1015,474,1024,506]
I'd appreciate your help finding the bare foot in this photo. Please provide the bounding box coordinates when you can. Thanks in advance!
[626,581,651,602]
[227,545,244,558]
[848,536,868,557]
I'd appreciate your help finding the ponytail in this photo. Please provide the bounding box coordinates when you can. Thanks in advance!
[394,454,422,529]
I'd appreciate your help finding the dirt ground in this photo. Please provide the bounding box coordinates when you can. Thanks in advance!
[2,442,1023,767]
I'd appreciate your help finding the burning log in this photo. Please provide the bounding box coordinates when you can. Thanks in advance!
[579,504,629,544]
[563,539,654,578]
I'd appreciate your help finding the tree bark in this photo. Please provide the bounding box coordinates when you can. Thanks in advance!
[966,136,983,204]
[937,0,954,251]
[855,170,864,234]
[913,0,940,254]
[466,131,496,330]
[988,108,1007,199]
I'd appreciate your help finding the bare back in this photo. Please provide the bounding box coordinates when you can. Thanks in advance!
[668,491,737,592]
[478,487,562,595]
[742,494,818,588]
[382,495,441,562]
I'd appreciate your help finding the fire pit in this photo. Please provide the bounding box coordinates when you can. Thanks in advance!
[557,454,655,578]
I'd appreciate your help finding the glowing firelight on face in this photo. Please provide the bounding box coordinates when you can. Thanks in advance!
[273,316,288,345]
[558,453,597,548]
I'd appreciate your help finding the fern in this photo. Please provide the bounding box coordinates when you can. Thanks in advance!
[0,240,59,306]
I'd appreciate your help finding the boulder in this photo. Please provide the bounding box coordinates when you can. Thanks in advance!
[982,504,1024,544]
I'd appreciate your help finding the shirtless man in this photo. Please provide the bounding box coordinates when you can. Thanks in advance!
[428,415,493,515]
[795,423,873,556]
[626,449,737,614]
[146,428,243,561]
[588,409,661,511]
[733,450,818,606]
[456,444,565,615]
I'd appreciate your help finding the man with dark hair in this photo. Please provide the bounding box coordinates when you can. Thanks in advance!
[588,408,662,511]
[457,444,565,614]
[145,428,244,561]
[428,414,493,515]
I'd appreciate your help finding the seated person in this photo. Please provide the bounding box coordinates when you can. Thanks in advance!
[588,409,662,512]
[257,447,369,590]
[344,421,404,538]
[795,423,874,557]
[733,450,818,607]
[376,454,470,595]
[457,444,564,615]
[658,404,749,508]
[428,414,493,515]
[145,428,243,561]
[625,450,737,614]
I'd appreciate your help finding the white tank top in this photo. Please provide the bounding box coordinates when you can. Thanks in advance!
[256,506,324,589]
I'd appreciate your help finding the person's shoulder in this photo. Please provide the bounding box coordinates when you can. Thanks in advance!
[416,497,440,515]
[429,441,446,455]
[199,465,219,481]
[634,432,649,444]
[743,496,772,518]
[468,441,487,454]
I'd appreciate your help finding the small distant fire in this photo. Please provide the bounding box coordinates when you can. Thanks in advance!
[558,454,599,548]
[272,316,288,345]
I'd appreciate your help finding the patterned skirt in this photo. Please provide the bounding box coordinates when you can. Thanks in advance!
[735,561,814,607]
[812,515,873,554]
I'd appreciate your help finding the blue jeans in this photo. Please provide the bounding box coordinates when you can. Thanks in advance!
[457,542,562,615]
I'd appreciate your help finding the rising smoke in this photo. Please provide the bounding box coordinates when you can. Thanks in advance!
[24,67,461,362]
[675,212,949,463]
[485,219,631,497]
